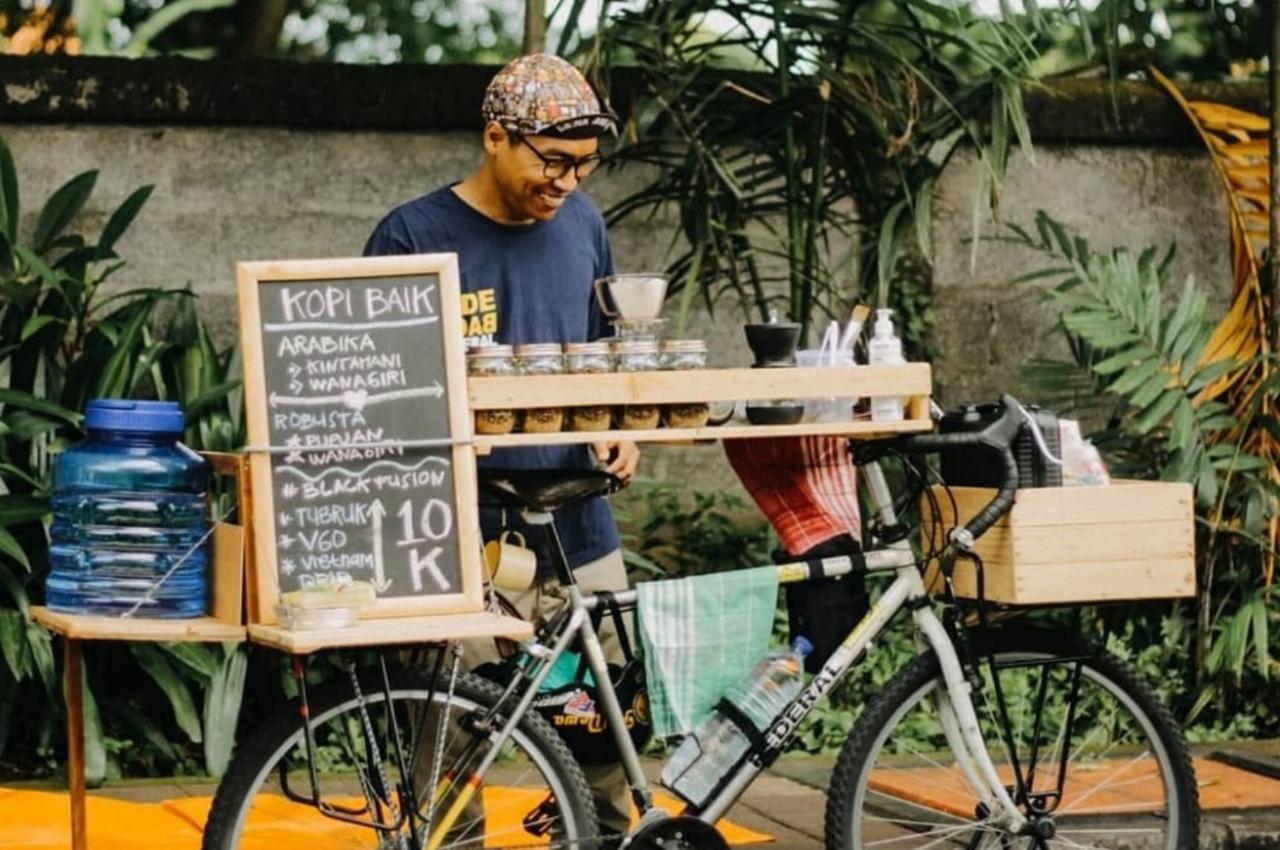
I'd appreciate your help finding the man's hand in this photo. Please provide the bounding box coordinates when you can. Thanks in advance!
[592,440,639,485]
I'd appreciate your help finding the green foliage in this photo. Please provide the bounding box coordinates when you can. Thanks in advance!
[5,0,524,62]
[0,133,246,781]
[614,478,774,579]
[1024,0,1265,82]
[597,0,1039,341]
[1007,216,1260,508]
[1008,212,1280,736]
[279,0,522,64]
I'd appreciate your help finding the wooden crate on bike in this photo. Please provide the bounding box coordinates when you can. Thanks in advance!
[920,481,1195,605]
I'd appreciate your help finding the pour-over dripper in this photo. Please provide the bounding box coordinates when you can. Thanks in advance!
[593,274,669,321]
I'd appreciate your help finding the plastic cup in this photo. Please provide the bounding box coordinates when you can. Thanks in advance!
[795,349,856,423]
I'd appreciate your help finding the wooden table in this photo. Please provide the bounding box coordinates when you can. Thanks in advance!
[30,605,531,850]
[31,608,247,850]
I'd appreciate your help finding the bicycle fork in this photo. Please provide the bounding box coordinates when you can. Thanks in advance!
[914,603,1028,833]
[864,461,1029,835]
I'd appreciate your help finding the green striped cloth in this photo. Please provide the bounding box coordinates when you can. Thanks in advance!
[636,567,779,739]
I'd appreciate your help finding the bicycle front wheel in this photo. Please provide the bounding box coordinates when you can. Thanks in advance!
[203,669,599,850]
[825,630,1198,850]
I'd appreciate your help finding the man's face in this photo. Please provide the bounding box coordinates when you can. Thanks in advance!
[487,125,601,222]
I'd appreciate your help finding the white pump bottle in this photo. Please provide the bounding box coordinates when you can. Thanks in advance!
[868,308,905,422]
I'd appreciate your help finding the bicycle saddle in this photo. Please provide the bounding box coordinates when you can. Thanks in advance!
[478,468,621,513]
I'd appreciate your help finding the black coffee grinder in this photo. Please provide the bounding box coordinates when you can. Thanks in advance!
[743,318,805,425]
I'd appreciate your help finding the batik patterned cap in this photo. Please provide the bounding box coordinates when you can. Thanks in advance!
[481,53,618,138]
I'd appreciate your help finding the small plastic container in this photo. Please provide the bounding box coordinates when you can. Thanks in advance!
[796,348,857,423]
[275,581,375,631]
[46,399,211,619]
[275,603,360,630]
[516,343,566,433]
[660,339,710,429]
[565,341,614,432]
[613,340,661,430]
[467,344,519,435]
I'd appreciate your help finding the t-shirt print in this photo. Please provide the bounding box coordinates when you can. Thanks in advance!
[461,286,499,346]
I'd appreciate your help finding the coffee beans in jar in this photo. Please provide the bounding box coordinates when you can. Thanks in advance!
[515,343,565,433]
[660,339,711,429]
[613,339,661,430]
[467,344,518,435]
[565,341,614,432]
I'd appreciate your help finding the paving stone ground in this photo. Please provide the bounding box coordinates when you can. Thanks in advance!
[8,746,1280,849]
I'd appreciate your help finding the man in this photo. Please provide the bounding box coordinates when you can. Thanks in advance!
[364,53,639,838]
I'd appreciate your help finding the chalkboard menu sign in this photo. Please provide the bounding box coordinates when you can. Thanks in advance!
[237,255,482,623]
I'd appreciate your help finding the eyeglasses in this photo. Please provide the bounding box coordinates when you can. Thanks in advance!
[516,135,603,182]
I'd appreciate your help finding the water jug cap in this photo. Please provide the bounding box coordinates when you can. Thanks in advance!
[85,399,185,434]
[792,635,814,657]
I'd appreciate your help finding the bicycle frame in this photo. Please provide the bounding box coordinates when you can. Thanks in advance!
[438,459,1031,848]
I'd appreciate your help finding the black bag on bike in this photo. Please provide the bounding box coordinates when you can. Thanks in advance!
[778,534,869,675]
[530,592,652,766]
[939,402,1062,488]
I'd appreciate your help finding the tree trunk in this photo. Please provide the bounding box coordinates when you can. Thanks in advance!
[523,0,547,55]
[234,0,291,56]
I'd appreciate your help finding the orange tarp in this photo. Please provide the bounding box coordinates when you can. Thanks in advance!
[0,786,771,849]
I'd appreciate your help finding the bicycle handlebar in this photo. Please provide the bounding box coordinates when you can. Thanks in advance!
[902,393,1025,547]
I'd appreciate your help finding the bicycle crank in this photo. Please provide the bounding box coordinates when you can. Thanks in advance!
[623,816,729,850]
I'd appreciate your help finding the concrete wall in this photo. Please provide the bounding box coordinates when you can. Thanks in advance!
[930,143,1233,406]
[0,57,1264,497]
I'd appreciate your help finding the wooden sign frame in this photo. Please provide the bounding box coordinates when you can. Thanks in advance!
[237,254,483,624]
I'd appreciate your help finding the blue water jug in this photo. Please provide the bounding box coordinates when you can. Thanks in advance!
[46,400,211,618]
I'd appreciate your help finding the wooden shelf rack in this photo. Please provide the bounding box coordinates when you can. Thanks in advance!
[469,362,933,446]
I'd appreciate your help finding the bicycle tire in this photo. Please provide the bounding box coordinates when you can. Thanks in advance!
[202,669,600,850]
[824,629,1198,850]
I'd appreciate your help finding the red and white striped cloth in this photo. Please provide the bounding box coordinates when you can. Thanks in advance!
[723,436,861,554]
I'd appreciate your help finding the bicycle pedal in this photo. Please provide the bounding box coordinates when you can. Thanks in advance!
[522,793,558,837]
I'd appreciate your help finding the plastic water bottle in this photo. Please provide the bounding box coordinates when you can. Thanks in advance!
[662,637,813,808]
[46,400,211,618]
[868,308,905,422]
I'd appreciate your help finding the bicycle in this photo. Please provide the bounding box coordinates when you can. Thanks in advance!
[202,394,1199,850]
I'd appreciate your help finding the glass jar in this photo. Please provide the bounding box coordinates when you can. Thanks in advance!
[660,339,711,429]
[515,343,565,433]
[467,345,518,435]
[613,339,661,430]
[565,341,614,432]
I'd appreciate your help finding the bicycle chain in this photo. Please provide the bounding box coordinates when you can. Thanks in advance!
[399,831,627,850]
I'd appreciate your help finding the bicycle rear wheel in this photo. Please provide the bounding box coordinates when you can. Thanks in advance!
[825,630,1198,850]
[202,668,599,850]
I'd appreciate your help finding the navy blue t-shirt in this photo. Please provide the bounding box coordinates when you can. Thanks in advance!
[364,184,620,573]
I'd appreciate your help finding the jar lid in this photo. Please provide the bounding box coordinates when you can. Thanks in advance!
[467,344,514,357]
[661,339,707,353]
[85,399,185,434]
[564,342,612,355]
[514,343,564,357]
[612,339,660,354]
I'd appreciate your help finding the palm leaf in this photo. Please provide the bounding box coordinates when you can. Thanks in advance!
[1151,66,1279,584]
